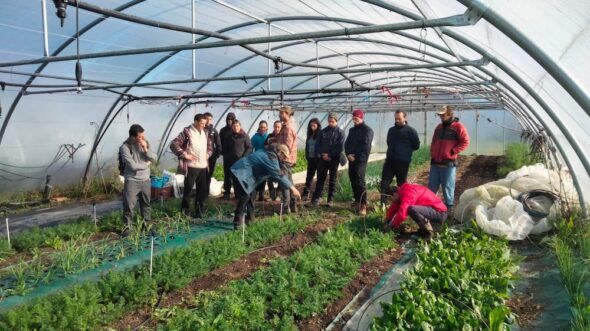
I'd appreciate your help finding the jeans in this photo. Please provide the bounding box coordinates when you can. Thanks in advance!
[427,165,456,208]
[123,179,151,228]
[349,160,368,204]
[182,167,208,216]
[380,159,410,204]
[312,158,339,202]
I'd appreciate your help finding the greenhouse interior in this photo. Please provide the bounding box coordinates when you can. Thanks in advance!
[0,0,589,329]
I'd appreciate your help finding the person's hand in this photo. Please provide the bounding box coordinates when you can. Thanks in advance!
[322,154,330,161]
[185,153,197,161]
[138,139,148,152]
[347,154,355,162]
[290,187,301,200]
[146,161,151,166]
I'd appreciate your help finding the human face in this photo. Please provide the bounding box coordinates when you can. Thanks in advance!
[205,115,213,126]
[134,131,145,143]
[394,112,405,126]
[194,119,207,131]
[328,117,337,128]
[273,122,282,134]
[310,122,318,132]
[231,122,241,134]
[352,116,363,126]
[258,122,268,134]
[438,112,452,122]
[279,110,289,122]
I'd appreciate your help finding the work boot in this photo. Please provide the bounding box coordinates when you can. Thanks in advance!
[326,200,334,208]
[359,203,367,216]
[301,189,310,201]
[290,201,298,213]
[269,188,277,201]
[310,199,319,207]
[233,215,246,230]
[223,193,231,200]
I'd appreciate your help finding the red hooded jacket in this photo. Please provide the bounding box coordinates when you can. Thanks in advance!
[386,183,447,227]
[430,118,469,164]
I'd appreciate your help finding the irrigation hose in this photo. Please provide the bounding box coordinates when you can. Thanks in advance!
[518,189,560,218]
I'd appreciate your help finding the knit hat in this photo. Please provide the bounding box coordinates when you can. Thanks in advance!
[352,109,364,119]
[328,112,338,120]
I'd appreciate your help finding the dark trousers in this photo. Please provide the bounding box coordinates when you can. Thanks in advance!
[380,159,410,204]
[303,157,319,195]
[222,158,235,197]
[280,165,295,210]
[182,167,208,216]
[232,174,255,223]
[349,160,368,204]
[312,158,339,202]
[123,179,151,227]
[407,205,447,231]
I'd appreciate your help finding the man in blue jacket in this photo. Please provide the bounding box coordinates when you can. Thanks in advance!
[231,144,301,229]
[311,113,345,207]
[380,110,420,206]
[345,109,374,215]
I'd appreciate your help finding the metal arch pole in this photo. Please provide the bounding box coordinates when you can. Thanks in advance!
[41,0,49,56]
[316,41,320,94]
[458,0,590,118]
[362,0,589,214]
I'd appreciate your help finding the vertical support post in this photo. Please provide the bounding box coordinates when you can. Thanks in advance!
[160,195,163,207]
[149,235,154,277]
[316,42,320,94]
[41,0,49,57]
[369,64,372,104]
[424,110,428,146]
[279,202,283,223]
[241,216,245,243]
[191,0,196,79]
[5,215,10,250]
[502,109,506,153]
[475,110,479,154]
[191,0,197,79]
[347,55,351,112]
[267,23,272,91]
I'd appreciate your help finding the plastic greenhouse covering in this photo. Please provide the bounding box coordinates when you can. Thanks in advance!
[0,0,589,212]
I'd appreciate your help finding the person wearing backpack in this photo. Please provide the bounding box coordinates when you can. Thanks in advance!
[119,124,157,237]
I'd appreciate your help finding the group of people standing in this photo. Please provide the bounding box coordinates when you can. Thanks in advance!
[119,104,469,238]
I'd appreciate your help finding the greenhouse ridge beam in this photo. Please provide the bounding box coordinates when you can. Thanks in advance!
[22,59,485,95]
[0,14,473,68]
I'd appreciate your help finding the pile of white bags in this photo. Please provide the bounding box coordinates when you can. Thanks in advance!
[454,163,576,240]
[172,172,225,197]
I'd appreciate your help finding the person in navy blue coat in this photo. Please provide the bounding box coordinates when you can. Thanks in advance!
[311,113,345,207]
[380,110,420,206]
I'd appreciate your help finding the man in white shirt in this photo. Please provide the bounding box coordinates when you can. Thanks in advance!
[170,113,212,218]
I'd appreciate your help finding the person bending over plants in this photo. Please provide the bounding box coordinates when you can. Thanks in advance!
[384,183,448,240]
[230,144,301,229]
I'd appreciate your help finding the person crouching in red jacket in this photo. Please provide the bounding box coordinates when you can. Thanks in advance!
[385,183,448,239]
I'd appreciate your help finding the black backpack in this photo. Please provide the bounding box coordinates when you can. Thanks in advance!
[118,141,132,176]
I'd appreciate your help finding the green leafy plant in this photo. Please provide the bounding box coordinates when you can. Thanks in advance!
[373,228,517,330]
[497,142,542,177]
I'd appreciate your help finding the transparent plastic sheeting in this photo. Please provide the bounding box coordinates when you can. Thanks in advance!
[0,1,588,202]
[454,163,583,240]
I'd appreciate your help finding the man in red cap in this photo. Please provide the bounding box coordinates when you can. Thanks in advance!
[344,109,374,215]
[385,183,448,240]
